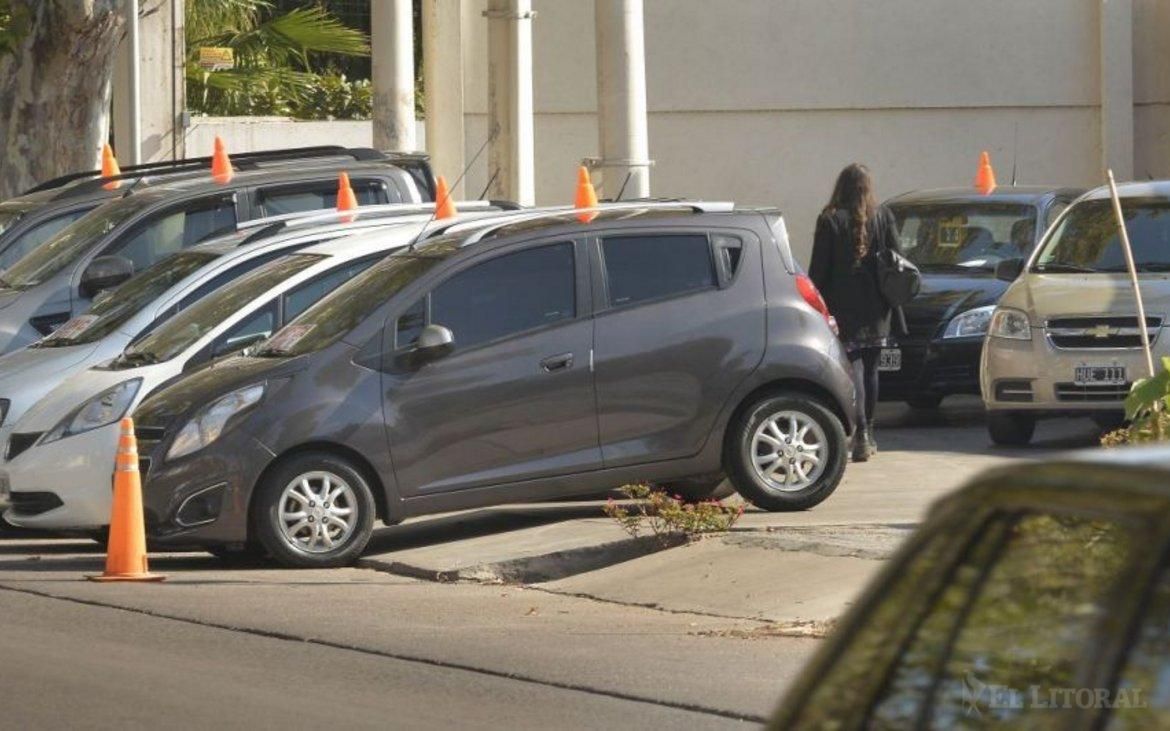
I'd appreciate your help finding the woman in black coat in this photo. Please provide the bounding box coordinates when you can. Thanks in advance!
[808,164,901,462]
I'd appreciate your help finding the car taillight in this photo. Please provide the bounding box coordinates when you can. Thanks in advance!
[795,274,838,335]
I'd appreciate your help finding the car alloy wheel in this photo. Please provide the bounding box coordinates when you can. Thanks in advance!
[277,471,358,554]
[749,411,828,492]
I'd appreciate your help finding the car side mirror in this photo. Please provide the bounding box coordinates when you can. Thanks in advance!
[213,331,270,358]
[80,255,135,299]
[995,257,1025,282]
[398,324,455,369]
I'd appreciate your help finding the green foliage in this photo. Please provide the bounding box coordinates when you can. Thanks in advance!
[603,484,745,546]
[0,0,31,57]
[187,0,372,119]
[1101,357,1170,446]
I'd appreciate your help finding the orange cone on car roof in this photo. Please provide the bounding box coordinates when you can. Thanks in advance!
[100,143,121,190]
[974,151,997,195]
[575,166,598,223]
[337,172,359,222]
[434,175,457,219]
[87,418,165,583]
[211,135,233,185]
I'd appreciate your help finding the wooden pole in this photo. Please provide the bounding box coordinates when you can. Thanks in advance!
[1106,169,1156,379]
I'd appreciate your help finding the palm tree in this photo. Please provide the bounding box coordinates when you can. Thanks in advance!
[187,0,370,116]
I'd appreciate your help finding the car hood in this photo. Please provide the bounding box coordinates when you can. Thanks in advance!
[0,341,103,385]
[133,354,309,429]
[12,362,175,434]
[1000,273,1170,323]
[903,272,1008,339]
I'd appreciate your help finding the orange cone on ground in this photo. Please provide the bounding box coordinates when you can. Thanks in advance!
[211,135,234,185]
[574,166,598,223]
[974,151,997,195]
[337,172,359,221]
[100,144,122,190]
[87,418,165,583]
[434,175,457,219]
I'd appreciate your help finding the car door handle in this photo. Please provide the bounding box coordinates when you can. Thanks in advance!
[540,353,574,373]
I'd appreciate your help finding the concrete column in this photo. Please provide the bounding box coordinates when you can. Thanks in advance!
[485,0,535,205]
[113,0,186,162]
[422,0,466,195]
[594,0,651,199]
[372,0,417,151]
[1100,0,1134,179]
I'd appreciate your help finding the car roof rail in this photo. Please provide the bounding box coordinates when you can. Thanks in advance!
[455,200,736,246]
[24,146,395,196]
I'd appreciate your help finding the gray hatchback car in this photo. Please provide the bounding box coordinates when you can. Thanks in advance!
[131,203,857,567]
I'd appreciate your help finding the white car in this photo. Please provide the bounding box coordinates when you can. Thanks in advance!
[0,225,430,529]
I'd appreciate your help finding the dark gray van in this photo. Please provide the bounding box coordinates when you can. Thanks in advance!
[132,203,857,567]
[0,161,428,353]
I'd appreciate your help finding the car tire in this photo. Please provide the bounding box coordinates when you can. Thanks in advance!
[253,452,376,569]
[725,393,847,512]
[906,394,943,410]
[987,412,1036,446]
[657,476,734,503]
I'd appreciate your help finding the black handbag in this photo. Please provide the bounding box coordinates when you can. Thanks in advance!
[875,230,921,307]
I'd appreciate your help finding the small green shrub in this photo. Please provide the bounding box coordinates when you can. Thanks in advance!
[603,483,744,546]
[1101,357,1170,446]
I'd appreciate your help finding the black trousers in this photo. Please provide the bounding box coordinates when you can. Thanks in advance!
[849,347,880,431]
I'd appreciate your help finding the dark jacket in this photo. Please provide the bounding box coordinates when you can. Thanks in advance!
[808,205,901,347]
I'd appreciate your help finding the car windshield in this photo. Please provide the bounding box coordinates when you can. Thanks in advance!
[35,250,220,348]
[1,195,151,289]
[115,253,323,367]
[1033,197,1170,274]
[891,203,1038,273]
[254,240,456,358]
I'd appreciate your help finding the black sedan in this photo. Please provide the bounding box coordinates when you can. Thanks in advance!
[880,186,1082,409]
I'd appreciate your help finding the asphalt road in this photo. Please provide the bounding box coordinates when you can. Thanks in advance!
[0,398,1104,729]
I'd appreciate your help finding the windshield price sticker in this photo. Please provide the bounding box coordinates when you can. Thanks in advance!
[44,314,98,342]
[938,216,967,248]
[264,324,315,353]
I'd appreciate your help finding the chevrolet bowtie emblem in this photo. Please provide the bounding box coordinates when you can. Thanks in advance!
[1089,324,1117,338]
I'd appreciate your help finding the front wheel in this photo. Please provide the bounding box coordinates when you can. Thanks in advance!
[253,452,376,568]
[725,394,847,512]
[987,412,1036,446]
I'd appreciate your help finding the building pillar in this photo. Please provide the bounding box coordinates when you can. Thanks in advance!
[113,0,185,162]
[485,0,535,205]
[423,0,466,194]
[1100,0,1134,179]
[372,0,417,151]
[594,0,651,199]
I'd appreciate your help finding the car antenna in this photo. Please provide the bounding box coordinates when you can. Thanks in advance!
[1010,121,1019,186]
[614,172,632,201]
[120,175,147,198]
[408,132,494,252]
[478,169,500,200]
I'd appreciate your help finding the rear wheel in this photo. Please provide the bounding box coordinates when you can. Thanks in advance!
[725,393,847,512]
[656,477,734,504]
[987,412,1036,446]
[253,452,376,568]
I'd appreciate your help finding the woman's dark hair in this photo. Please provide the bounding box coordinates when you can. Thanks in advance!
[824,164,877,261]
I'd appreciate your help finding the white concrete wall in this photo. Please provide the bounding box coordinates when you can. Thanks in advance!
[183,118,425,159]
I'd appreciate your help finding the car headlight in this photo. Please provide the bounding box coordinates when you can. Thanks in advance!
[943,305,996,339]
[166,383,265,461]
[988,307,1032,340]
[41,379,142,444]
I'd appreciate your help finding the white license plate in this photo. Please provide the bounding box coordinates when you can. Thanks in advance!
[879,348,902,372]
[1074,365,1127,386]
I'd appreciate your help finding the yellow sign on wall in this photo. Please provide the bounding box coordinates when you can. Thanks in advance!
[198,47,235,71]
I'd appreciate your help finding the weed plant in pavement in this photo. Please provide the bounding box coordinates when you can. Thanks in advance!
[604,483,745,547]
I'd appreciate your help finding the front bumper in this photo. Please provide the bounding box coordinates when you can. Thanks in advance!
[879,337,983,401]
[981,328,1164,414]
[3,423,118,529]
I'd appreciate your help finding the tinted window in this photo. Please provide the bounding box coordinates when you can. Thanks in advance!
[106,197,237,273]
[713,233,743,284]
[602,234,714,307]
[431,243,575,351]
[212,303,276,357]
[1035,198,1170,273]
[283,257,377,321]
[258,180,387,216]
[395,299,425,349]
[891,203,1037,272]
[1045,200,1071,230]
[0,208,92,270]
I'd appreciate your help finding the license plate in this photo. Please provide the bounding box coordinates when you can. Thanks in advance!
[879,348,902,372]
[1074,365,1127,386]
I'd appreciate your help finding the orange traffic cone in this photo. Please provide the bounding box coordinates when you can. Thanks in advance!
[101,143,122,190]
[434,175,457,219]
[974,151,997,195]
[337,172,359,221]
[574,166,598,223]
[211,135,234,185]
[87,418,165,583]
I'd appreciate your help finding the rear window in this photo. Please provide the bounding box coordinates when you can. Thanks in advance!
[1034,197,1170,274]
[891,203,1037,273]
[258,179,388,216]
[601,234,715,307]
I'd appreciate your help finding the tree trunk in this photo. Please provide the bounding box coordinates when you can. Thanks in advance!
[0,1,128,200]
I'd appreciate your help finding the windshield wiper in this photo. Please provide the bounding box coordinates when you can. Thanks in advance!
[1033,262,1099,274]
